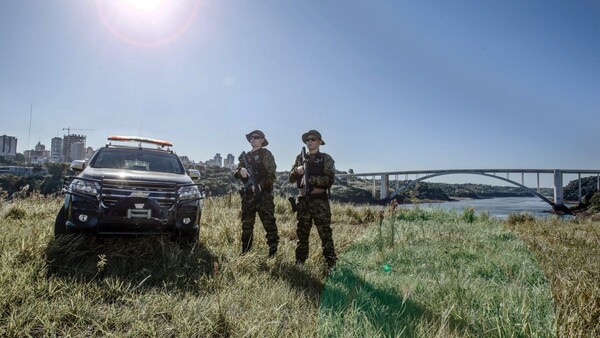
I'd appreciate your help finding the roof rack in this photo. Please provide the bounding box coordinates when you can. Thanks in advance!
[107,135,173,148]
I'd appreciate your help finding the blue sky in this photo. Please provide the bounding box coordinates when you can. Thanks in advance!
[1,0,599,187]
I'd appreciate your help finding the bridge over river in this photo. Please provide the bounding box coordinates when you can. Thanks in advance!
[336,169,600,210]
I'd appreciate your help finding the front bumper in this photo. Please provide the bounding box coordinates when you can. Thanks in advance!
[63,177,203,236]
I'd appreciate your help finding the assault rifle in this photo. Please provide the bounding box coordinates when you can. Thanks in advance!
[289,146,311,212]
[241,151,261,200]
[301,146,312,197]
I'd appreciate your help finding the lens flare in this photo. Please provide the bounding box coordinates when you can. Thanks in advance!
[122,0,163,11]
[95,0,201,47]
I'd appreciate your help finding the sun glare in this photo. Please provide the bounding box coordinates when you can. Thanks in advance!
[95,0,201,47]
[122,0,163,11]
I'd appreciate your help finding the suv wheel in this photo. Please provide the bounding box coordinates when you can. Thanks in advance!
[54,207,68,239]
[175,229,199,246]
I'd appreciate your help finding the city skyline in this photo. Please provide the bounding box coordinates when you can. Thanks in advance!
[0,132,238,168]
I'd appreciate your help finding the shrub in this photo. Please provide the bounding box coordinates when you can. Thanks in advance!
[5,205,26,220]
[506,212,536,225]
[589,192,600,213]
[0,188,8,208]
[462,206,476,223]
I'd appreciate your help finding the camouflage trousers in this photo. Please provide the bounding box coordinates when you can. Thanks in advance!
[295,196,337,266]
[241,191,279,255]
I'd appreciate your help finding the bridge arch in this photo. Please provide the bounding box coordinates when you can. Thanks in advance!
[388,172,555,206]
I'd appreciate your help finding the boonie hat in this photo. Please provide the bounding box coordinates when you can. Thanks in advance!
[245,130,269,146]
[302,130,325,145]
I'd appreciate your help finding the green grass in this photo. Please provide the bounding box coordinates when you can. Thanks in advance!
[0,193,372,337]
[320,206,555,337]
[0,193,597,337]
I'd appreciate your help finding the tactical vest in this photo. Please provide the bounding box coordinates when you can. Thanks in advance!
[246,149,269,188]
[306,152,325,178]
[296,152,325,188]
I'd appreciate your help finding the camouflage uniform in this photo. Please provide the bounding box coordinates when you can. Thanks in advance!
[289,151,337,267]
[234,148,279,256]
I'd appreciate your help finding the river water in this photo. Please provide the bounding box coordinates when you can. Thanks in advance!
[404,197,570,219]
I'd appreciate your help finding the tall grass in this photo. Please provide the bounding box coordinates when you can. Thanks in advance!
[0,192,373,337]
[320,206,555,337]
[0,193,597,336]
[506,215,600,337]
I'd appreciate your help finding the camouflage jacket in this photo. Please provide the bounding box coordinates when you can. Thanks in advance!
[289,151,335,190]
[234,148,277,192]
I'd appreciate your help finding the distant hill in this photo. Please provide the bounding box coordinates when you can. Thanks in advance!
[563,176,599,202]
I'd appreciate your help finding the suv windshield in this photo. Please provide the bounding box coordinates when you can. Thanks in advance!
[90,148,185,174]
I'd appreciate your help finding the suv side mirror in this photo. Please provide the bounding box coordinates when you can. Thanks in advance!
[70,160,86,172]
[188,169,201,180]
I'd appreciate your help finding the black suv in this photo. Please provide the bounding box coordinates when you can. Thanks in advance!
[55,136,204,242]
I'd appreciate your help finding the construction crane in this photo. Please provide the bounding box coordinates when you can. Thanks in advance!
[62,127,94,136]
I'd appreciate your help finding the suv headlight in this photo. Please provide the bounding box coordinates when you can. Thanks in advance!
[178,185,200,200]
[69,179,100,195]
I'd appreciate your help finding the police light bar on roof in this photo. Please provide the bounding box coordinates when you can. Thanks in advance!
[107,135,173,147]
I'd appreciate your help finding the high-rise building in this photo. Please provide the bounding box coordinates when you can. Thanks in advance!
[0,135,17,156]
[34,141,45,152]
[51,137,63,162]
[24,141,49,163]
[213,153,223,168]
[225,153,236,170]
[85,147,95,159]
[70,142,86,161]
[63,134,86,162]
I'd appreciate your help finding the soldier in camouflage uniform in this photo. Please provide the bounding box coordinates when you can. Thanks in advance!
[289,130,337,269]
[234,130,279,257]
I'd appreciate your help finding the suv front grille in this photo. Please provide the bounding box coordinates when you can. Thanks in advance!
[100,178,178,209]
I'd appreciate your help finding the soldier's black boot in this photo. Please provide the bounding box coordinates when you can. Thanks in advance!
[241,243,251,256]
[326,256,337,272]
[241,235,252,256]
[295,258,305,265]
[268,246,277,258]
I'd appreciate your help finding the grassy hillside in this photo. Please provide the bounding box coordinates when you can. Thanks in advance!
[0,193,597,336]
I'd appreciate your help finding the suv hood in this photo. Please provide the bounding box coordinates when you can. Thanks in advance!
[81,167,193,184]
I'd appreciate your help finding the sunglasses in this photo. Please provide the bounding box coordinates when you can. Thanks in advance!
[250,135,262,140]
[304,137,318,142]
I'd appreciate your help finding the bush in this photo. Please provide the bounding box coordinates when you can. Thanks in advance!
[5,205,26,220]
[0,188,7,208]
[589,192,600,213]
[506,212,536,225]
[462,206,476,223]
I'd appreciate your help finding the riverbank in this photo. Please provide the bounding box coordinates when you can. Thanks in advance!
[399,197,560,219]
